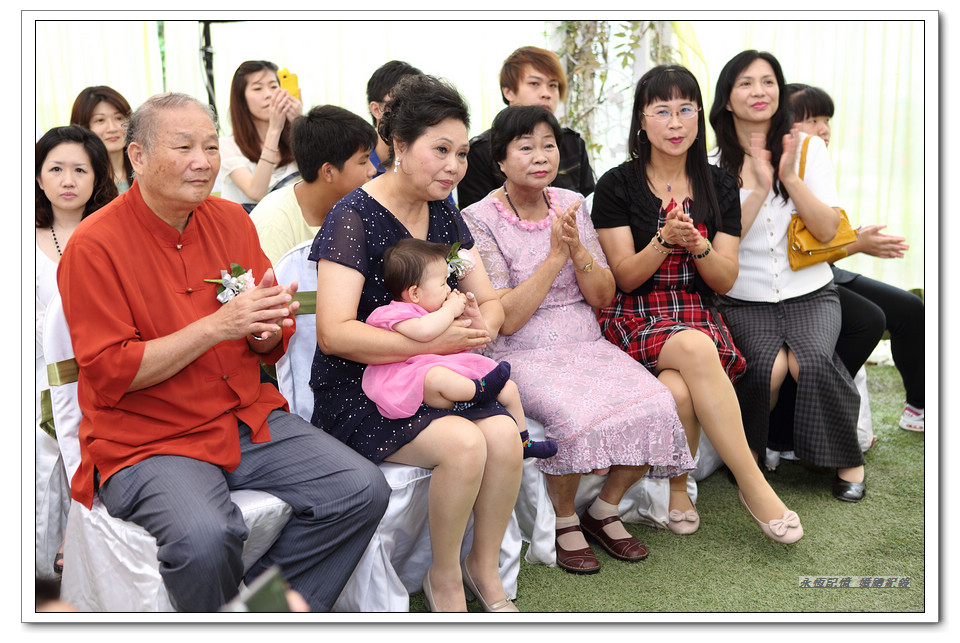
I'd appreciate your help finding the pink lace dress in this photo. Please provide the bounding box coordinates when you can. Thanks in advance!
[461,187,693,476]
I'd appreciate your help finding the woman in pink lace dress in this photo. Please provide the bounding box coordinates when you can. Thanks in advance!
[462,106,693,575]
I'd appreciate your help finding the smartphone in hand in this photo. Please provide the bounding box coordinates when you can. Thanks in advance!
[278,68,300,100]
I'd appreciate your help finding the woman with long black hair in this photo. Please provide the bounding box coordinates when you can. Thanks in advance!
[591,65,802,543]
[219,60,301,211]
[709,51,865,502]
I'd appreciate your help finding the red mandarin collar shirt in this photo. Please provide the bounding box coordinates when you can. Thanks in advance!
[58,181,292,508]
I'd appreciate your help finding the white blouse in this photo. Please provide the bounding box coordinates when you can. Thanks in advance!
[711,133,841,302]
[217,135,299,206]
[36,246,58,425]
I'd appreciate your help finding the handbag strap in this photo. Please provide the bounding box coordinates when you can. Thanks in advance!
[797,134,813,181]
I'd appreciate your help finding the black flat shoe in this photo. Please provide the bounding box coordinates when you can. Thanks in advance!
[53,552,63,576]
[832,474,866,502]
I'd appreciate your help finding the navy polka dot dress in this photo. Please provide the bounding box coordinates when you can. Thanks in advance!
[308,188,511,463]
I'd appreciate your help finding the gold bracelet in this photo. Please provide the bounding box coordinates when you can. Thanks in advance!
[692,239,712,259]
[576,260,594,273]
[651,239,670,256]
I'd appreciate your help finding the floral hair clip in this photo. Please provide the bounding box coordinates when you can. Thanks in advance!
[205,263,255,304]
[446,242,475,280]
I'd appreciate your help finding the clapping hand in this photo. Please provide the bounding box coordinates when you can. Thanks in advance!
[749,131,774,194]
[219,268,299,342]
[559,200,584,253]
[778,126,801,183]
[663,199,699,249]
[856,224,909,258]
[549,207,572,262]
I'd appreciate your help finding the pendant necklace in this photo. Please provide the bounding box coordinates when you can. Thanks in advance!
[649,166,685,193]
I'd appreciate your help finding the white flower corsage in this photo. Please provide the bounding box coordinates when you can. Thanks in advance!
[204,263,255,304]
[446,242,476,280]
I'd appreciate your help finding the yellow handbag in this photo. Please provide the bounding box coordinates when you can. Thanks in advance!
[787,135,858,270]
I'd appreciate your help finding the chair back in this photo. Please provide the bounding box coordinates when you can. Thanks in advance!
[273,240,318,422]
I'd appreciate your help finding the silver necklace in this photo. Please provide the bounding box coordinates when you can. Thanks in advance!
[649,166,685,193]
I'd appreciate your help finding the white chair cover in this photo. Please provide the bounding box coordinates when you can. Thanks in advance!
[61,490,292,612]
[691,431,723,481]
[514,418,701,567]
[44,293,293,612]
[36,300,72,580]
[35,428,69,581]
[273,241,320,424]
[854,366,875,451]
[274,241,521,611]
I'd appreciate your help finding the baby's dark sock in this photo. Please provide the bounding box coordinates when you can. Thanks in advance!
[520,430,559,459]
[471,362,511,405]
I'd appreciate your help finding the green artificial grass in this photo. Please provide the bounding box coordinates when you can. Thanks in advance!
[408,364,926,614]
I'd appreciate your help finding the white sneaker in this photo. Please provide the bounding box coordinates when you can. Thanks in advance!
[899,404,924,432]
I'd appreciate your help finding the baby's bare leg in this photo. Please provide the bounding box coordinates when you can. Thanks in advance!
[496,380,526,433]
[499,379,558,459]
[423,366,476,409]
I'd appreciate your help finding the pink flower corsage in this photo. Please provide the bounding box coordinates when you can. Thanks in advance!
[446,242,476,280]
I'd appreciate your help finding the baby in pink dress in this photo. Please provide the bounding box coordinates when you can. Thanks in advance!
[362,238,556,459]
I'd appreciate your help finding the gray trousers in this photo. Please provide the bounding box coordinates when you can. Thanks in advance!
[99,409,390,612]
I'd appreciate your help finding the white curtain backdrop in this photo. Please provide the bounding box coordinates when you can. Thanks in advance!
[548,19,928,294]
[680,20,927,295]
[32,17,930,293]
[34,20,164,138]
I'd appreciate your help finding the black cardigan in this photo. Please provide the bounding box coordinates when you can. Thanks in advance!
[591,160,741,297]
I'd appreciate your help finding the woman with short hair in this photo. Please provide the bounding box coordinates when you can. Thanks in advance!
[462,104,695,575]
[310,74,522,613]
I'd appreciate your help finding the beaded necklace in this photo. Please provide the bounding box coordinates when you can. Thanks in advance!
[503,184,550,219]
[50,225,62,257]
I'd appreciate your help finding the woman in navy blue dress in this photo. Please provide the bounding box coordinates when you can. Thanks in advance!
[309,75,522,613]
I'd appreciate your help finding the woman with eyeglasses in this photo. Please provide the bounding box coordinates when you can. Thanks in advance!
[70,85,135,193]
[590,65,803,543]
[709,51,864,503]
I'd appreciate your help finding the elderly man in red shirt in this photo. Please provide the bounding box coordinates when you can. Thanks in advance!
[57,92,390,612]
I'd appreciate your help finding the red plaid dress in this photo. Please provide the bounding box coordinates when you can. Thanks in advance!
[597,210,746,383]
